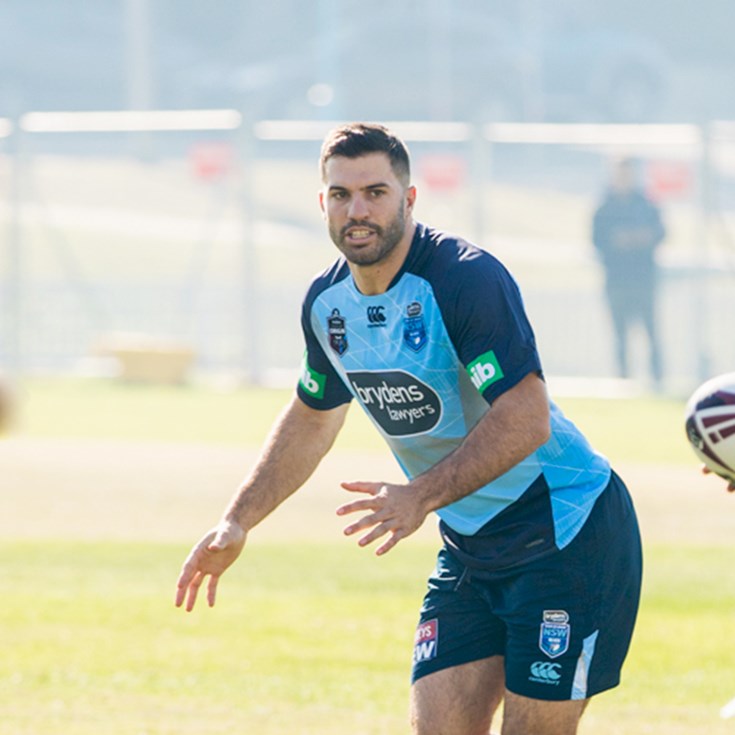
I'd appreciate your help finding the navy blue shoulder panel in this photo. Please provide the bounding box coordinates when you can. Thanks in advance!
[302,258,351,318]
[400,225,542,403]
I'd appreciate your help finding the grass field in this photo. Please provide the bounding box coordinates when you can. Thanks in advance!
[3,378,735,734]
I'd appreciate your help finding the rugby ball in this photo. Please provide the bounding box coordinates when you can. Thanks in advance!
[685,373,735,480]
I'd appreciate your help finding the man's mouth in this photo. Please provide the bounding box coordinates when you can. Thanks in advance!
[344,226,376,242]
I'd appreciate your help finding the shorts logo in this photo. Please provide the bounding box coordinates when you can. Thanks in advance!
[367,305,387,327]
[539,609,571,659]
[327,308,348,356]
[467,350,504,393]
[413,619,438,664]
[529,661,562,685]
[403,302,427,352]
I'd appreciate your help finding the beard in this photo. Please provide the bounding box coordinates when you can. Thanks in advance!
[329,201,407,266]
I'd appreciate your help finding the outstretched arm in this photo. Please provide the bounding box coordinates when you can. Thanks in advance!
[338,372,550,554]
[175,395,349,610]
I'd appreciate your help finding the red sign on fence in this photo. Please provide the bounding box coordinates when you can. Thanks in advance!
[418,154,467,192]
[646,159,694,201]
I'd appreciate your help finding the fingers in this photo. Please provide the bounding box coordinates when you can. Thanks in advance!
[336,496,380,518]
[339,496,391,548]
[184,571,204,612]
[701,465,735,492]
[176,561,219,611]
[356,521,392,549]
[174,527,237,612]
[206,573,220,608]
[340,480,382,495]
[355,521,407,556]
[337,480,388,520]
[175,554,199,609]
[376,528,407,556]
[336,483,387,538]
[337,496,402,554]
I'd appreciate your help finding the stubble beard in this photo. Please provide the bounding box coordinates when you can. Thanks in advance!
[329,201,407,267]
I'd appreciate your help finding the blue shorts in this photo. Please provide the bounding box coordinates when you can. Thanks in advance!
[411,472,642,700]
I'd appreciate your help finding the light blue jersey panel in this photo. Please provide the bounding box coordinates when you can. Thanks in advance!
[539,402,611,547]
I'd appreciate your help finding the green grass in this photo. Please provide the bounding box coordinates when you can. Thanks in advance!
[557,395,692,466]
[2,540,735,735]
[0,540,429,735]
[3,378,730,734]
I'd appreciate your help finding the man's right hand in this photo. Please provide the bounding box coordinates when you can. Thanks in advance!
[175,520,247,612]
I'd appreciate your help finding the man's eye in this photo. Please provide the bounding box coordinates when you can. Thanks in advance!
[370,189,386,198]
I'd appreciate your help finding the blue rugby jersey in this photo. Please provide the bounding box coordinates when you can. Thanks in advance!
[297,223,611,566]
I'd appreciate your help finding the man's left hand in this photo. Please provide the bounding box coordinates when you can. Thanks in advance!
[337,480,429,555]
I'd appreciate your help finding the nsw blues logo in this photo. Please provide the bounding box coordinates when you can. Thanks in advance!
[403,301,427,352]
[327,308,348,356]
[539,610,570,659]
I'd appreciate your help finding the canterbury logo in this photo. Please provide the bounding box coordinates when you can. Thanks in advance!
[530,662,562,681]
[367,305,387,325]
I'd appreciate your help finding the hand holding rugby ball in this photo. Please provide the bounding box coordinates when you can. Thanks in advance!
[685,373,735,485]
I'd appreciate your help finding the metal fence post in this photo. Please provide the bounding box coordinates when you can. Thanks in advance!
[238,113,261,385]
[696,123,713,383]
[470,120,489,246]
[5,115,24,376]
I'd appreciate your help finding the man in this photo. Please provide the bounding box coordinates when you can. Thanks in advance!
[592,157,666,386]
[176,123,642,735]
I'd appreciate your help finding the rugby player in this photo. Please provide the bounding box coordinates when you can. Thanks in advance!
[176,123,642,735]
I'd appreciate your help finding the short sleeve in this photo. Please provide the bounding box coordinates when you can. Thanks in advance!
[296,298,353,410]
[440,252,542,404]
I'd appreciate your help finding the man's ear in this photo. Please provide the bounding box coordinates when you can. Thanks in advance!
[318,189,326,217]
[406,185,417,214]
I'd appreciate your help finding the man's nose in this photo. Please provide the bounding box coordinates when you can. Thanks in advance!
[347,193,369,219]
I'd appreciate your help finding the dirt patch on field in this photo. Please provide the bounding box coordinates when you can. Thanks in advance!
[1,437,732,546]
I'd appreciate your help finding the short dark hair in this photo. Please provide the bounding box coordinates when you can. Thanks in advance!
[320,123,411,186]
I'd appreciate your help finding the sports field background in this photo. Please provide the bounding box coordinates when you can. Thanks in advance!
[3,4,735,732]
[2,379,735,734]
[3,131,735,735]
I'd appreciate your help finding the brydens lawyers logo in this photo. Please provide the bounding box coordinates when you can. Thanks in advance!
[413,619,438,664]
[467,350,504,393]
[348,370,442,437]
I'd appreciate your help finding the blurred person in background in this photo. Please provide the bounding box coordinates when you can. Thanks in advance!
[592,157,666,387]
[176,123,642,735]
